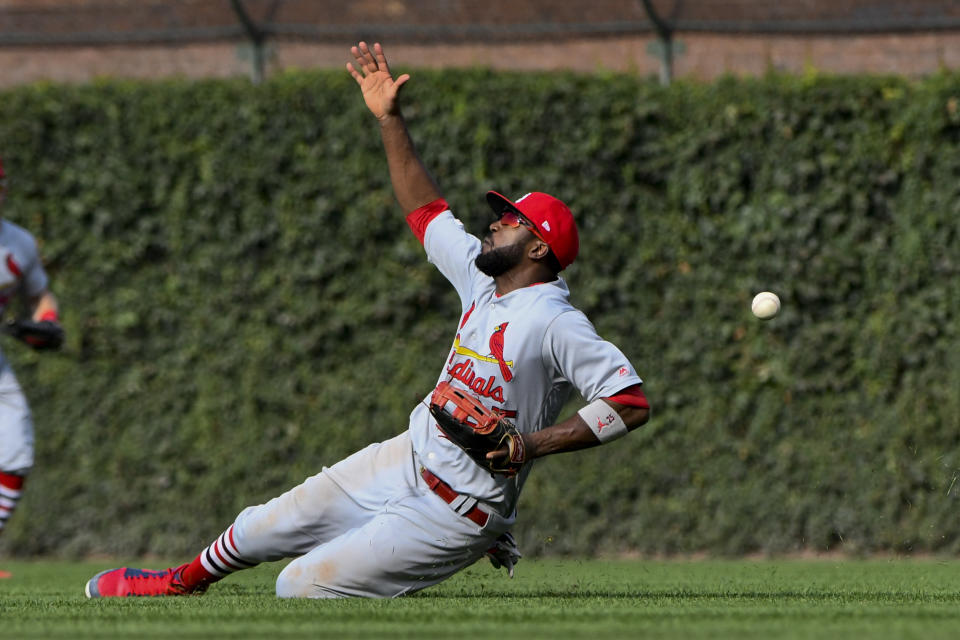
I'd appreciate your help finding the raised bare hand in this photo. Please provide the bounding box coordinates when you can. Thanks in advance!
[346,42,410,121]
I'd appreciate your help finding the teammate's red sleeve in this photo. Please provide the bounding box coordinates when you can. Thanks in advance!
[605,384,649,409]
[405,198,450,245]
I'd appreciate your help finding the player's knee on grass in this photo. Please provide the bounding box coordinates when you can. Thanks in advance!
[275,559,344,599]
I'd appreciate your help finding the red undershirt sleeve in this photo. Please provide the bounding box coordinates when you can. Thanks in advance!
[405,198,450,245]
[605,384,649,409]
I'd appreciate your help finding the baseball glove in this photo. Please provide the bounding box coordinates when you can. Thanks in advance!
[428,381,527,476]
[2,318,64,351]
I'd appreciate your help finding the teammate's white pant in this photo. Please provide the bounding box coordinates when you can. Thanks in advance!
[230,431,513,598]
[0,361,33,474]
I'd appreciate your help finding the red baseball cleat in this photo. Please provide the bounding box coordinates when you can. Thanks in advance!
[0,569,12,579]
[84,564,199,598]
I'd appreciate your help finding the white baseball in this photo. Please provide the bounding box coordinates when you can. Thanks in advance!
[751,291,780,320]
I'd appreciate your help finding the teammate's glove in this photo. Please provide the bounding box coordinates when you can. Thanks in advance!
[2,318,64,351]
[485,531,522,578]
[428,381,527,476]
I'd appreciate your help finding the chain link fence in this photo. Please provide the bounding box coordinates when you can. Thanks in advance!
[1,1,959,84]
[3,0,959,47]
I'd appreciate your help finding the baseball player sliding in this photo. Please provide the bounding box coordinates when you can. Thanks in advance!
[0,157,64,579]
[85,42,650,599]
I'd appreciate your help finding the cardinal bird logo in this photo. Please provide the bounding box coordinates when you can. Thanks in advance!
[488,322,513,382]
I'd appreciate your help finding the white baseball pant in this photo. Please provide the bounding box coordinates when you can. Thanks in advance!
[229,431,512,598]
[0,361,33,474]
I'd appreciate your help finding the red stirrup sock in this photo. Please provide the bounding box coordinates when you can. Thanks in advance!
[0,472,25,535]
[179,524,258,591]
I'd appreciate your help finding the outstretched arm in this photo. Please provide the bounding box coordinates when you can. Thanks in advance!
[486,400,650,464]
[347,41,441,213]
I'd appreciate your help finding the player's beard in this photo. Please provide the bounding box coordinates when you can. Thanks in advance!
[475,238,526,277]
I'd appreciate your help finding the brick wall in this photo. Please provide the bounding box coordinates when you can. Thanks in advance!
[1,30,958,88]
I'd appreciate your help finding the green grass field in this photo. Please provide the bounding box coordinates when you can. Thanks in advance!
[2,558,960,639]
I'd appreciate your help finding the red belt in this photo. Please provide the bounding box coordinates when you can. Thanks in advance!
[420,466,489,528]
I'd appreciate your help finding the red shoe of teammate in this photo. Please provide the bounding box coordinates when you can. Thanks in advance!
[84,564,200,597]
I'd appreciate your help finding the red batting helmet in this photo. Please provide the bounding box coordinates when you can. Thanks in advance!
[486,191,579,270]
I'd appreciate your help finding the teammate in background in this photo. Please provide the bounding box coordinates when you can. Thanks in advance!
[84,41,650,599]
[0,157,64,578]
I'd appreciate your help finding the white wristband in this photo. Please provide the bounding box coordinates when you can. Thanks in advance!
[578,398,629,443]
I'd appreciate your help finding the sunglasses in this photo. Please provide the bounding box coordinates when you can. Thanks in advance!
[498,210,547,242]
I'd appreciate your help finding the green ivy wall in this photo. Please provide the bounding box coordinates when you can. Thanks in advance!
[0,68,957,558]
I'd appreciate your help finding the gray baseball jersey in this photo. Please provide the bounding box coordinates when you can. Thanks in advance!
[406,208,642,516]
[0,219,48,472]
